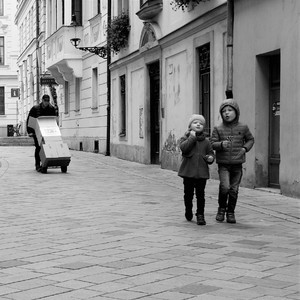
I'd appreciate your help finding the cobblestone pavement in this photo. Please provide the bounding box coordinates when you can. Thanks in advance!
[0,146,299,300]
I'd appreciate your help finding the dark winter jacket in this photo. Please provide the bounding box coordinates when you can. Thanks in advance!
[178,131,215,179]
[26,103,56,135]
[210,99,254,165]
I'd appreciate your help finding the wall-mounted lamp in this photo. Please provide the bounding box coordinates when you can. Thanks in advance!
[70,15,107,59]
[70,37,107,59]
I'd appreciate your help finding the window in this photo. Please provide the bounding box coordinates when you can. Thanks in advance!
[75,77,81,112]
[0,0,3,16]
[57,0,65,27]
[0,37,4,65]
[119,75,126,136]
[97,0,101,14]
[72,0,82,25]
[92,68,98,109]
[62,0,65,25]
[64,81,69,114]
[198,43,211,134]
[0,87,4,115]
[118,0,129,14]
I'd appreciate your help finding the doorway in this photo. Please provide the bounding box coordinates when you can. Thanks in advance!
[269,55,280,188]
[148,61,160,164]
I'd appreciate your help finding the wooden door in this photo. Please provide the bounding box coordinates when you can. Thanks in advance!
[149,62,160,164]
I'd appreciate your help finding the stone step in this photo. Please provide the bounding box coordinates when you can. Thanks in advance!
[0,136,34,146]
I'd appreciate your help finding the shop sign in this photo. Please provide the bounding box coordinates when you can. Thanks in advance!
[11,88,20,97]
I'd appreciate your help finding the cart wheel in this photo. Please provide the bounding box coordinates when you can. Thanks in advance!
[41,167,47,174]
[61,166,67,173]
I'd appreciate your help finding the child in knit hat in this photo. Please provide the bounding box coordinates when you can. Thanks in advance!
[211,99,254,223]
[178,114,215,225]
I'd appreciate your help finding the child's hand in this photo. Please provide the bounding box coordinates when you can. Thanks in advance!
[190,130,196,136]
[206,155,214,163]
[222,140,231,149]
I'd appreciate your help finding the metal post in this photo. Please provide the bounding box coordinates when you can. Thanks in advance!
[226,0,234,99]
[36,0,40,102]
[105,0,111,156]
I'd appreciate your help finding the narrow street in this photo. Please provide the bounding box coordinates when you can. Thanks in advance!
[0,146,299,300]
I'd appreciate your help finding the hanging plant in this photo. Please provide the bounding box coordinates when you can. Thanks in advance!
[107,12,131,54]
[171,0,209,11]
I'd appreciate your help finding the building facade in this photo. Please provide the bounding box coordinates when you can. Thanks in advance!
[109,0,300,198]
[110,0,227,165]
[15,0,108,153]
[44,0,108,154]
[0,0,19,137]
[232,0,300,197]
[15,0,50,136]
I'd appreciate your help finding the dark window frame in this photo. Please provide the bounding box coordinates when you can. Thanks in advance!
[72,0,82,25]
[0,87,5,115]
[0,37,4,65]
[119,75,126,137]
[198,43,211,135]
[97,0,101,14]
[0,0,3,16]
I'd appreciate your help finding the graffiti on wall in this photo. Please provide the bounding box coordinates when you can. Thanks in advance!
[163,131,180,153]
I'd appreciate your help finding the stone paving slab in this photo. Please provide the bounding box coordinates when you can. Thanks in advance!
[0,147,299,300]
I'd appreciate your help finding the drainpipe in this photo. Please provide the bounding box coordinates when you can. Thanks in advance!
[36,0,40,102]
[225,0,234,99]
[105,0,111,156]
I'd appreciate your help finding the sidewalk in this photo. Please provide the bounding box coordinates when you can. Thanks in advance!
[0,147,299,300]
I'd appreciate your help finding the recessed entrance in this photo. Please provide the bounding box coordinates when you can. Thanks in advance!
[269,55,280,188]
[148,61,160,164]
[255,51,280,189]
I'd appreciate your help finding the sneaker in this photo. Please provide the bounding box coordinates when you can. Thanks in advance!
[35,165,41,172]
[216,207,226,222]
[197,214,206,225]
[185,210,193,221]
[226,212,236,224]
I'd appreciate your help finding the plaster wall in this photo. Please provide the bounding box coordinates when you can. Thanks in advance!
[110,56,151,163]
[233,0,300,197]
[160,18,227,172]
[111,1,227,63]
[0,0,19,136]
[58,52,108,153]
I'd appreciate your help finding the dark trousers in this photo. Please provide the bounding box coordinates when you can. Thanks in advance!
[183,177,207,215]
[33,135,41,167]
[218,164,243,213]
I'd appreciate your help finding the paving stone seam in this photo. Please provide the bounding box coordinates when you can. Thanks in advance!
[0,159,9,178]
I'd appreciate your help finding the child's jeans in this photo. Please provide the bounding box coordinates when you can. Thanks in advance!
[218,164,243,213]
[183,177,207,215]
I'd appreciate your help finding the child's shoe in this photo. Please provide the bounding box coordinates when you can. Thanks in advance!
[226,212,236,223]
[196,214,206,225]
[216,207,226,222]
[185,210,193,221]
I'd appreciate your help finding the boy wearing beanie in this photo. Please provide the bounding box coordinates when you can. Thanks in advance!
[211,99,254,223]
[178,114,215,225]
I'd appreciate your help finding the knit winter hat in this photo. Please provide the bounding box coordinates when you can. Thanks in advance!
[219,98,240,122]
[188,114,206,128]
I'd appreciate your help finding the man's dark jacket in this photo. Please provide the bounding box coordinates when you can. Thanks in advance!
[26,103,56,135]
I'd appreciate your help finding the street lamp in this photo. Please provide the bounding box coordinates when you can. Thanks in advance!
[69,14,107,59]
[70,37,108,59]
